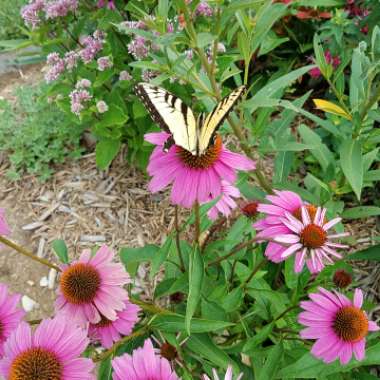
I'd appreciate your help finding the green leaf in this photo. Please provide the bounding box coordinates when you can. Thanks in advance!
[151,237,173,278]
[197,33,215,48]
[284,255,298,289]
[187,334,238,371]
[52,239,69,264]
[119,245,159,265]
[258,343,284,380]
[99,104,128,127]
[97,357,112,380]
[340,139,363,200]
[95,138,121,170]
[186,246,204,334]
[151,314,234,333]
[243,323,275,353]
[342,206,380,219]
[298,124,334,172]
[245,66,314,111]
[348,244,380,261]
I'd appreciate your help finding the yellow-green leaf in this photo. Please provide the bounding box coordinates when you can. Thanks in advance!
[313,99,352,120]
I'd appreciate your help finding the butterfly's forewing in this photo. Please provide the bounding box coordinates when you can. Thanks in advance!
[135,83,198,154]
[198,86,246,154]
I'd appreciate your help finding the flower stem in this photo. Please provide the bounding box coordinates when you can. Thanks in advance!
[130,297,171,315]
[194,202,201,247]
[174,206,186,272]
[208,236,258,267]
[274,305,299,322]
[0,235,61,272]
[240,258,267,289]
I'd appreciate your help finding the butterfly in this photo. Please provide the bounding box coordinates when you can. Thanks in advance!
[134,82,246,155]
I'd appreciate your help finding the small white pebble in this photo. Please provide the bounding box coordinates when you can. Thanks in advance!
[39,276,49,287]
[26,280,35,287]
[21,295,39,312]
[48,269,57,290]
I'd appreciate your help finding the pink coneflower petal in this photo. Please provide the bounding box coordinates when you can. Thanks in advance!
[281,243,303,258]
[144,132,254,209]
[323,217,342,231]
[299,288,378,365]
[275,234,300,244]
[301,206,311,225]
[56,245,131,325]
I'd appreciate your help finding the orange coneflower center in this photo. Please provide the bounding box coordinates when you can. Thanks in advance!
[60,263,101,304]
[293,204,319,221]
[300,224,327,249]
[177,135,222,169]
[9,348,62,380]
[333,306,369,342]
[160,342,177,361]
[94,314,113,328]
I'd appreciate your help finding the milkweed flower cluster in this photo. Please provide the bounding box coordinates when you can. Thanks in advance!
[254,190,349,273]
[96,100,109,114]
[195,1,214,17]
[79,31,106,64]
[97,56,113,71]
[21,0,78,28]
[69,85,92,115]
[97,0,116,10]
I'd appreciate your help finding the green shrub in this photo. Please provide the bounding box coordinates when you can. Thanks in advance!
[0,83,84,180]
[0,0,28,40]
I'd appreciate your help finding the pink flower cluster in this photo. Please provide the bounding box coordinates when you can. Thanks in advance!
[69,82,93,115]
[309,50,341,78]
[97,0,116,10]
[97,56,113,71]
[79,31,106,64]
[196,1,214,17]
[44,52,66,83]
[21,0,78,29]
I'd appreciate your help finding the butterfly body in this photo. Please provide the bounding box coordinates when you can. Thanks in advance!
[135,83,245,156]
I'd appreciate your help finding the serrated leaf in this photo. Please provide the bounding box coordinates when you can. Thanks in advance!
[313,99,351,120]
[340,140,363,200]
[52,239,69,264]
[186,246,204,334]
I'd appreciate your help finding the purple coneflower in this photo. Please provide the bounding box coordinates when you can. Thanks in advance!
[112,338,179,380]
[299,287,379,364]
[55,245,130,325]
[273,206,348,273]
[145,132,255,209]
[0,316,94,379]
[89,298,140,348]
[203,365,243,380]
[0,284,25,356]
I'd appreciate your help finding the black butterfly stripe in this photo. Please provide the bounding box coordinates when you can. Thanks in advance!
[134,84,171,133]
[180,101,191,148]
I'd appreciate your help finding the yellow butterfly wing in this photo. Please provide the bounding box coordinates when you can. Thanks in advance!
[198,86,246,154]
[135,83,198,154]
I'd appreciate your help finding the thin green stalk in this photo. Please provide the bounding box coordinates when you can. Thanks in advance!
[130,297,171,315]
[208,236,258,267]
[93,325,149,362]
[194,202,201,247]
[240,258,267,289]
[174,206,185,272]
[0,236,61,272]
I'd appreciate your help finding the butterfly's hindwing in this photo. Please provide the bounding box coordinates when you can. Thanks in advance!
[135,83,198,154]
[199,85,246,154]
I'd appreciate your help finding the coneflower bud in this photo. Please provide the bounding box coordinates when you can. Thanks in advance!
[160,342,177,361]
[241,201,259,218]
[170,292,184,304]
[333,269,352,289]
